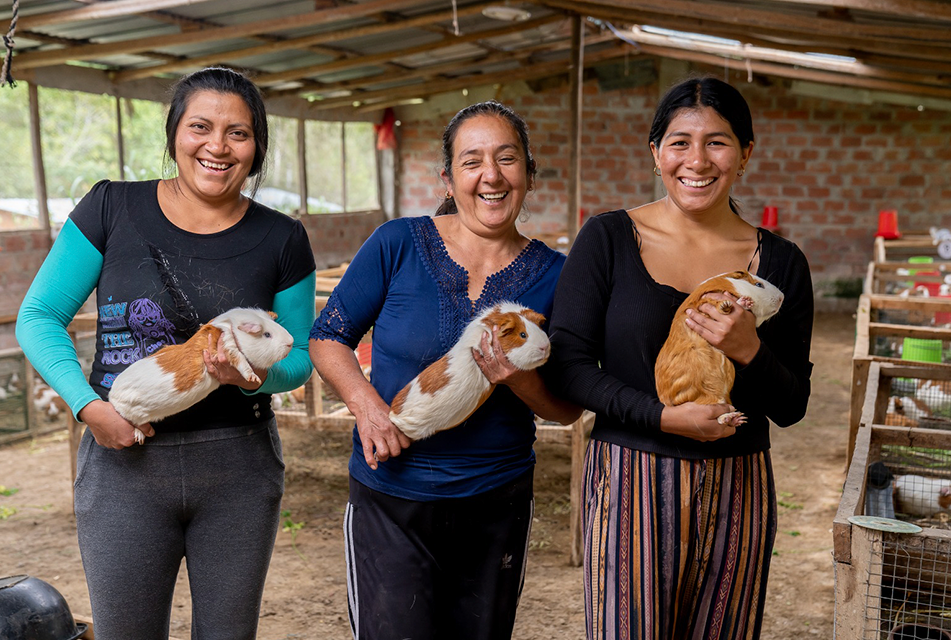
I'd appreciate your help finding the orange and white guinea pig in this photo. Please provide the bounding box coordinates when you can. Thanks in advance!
[389,302,550,441]
[108,307,294,443]
[654,270,783,427]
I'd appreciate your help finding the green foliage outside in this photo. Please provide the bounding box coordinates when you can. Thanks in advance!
[0,88,35,200]
[0,86,380,225]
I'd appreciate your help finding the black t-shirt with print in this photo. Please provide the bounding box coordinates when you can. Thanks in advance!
[70,179,315,432]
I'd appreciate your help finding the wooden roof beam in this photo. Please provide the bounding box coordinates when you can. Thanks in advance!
[281,32,615,99]
[252,13,565,87]
[309,43,630,111]
[622,25,950,87]
[110,1,495,84]
[766,0,951,22]
[1,0,219,31]
[542,1,951,61]
[13,0,425,71]
[543,0,951,42]
[635,41,951,100]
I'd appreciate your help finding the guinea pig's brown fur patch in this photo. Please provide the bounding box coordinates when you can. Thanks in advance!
[154,324,223,393]
[391,356,451,415]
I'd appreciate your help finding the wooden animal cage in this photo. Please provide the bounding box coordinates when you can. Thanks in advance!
[835,424,951,639]
[848,295,951,466]
[874,235,946,265]
[0,348,34,445]
[864,261,951,297]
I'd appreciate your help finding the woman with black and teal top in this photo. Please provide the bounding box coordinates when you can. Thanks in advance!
[546,78,814,640]
[309,101,580,640]
[16,68,316,640]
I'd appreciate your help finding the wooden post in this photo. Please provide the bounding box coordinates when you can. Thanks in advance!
[340,123,348,212]
[116,96,125,180]
[566,13,583,244]
[27,83,51,237]
[297,118,308,215]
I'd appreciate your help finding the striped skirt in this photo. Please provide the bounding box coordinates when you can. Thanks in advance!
[582,440,776,640]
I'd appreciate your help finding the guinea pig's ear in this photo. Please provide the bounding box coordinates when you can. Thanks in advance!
[495,315,518,336]
[238,322,264,336]
[267,311,278,320]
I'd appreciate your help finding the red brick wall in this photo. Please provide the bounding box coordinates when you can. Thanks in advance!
[1,230,52,350]
[396,75,951,293]
[298,210,386,269]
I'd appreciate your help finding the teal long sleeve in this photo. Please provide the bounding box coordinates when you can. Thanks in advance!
[15,220,103,419]
[250,270,316,395]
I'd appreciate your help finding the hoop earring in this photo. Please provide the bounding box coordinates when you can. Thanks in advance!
[653,166,661,177]
[445,190,453,199]
[737,169,745,177]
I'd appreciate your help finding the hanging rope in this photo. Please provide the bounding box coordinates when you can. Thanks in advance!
[1,0,19,88]
[451,0,460,36]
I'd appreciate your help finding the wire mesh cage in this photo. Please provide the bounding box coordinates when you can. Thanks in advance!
[835,425,951,639]
[0,348,28,436]
[849,299,951,468]
[859,529,951,640]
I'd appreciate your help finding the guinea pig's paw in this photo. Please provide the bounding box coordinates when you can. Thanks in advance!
[716,411,746,427]
[132,427,146,445]
[716,300,734,315]
[736,296,754,311]
[245,372,262,385]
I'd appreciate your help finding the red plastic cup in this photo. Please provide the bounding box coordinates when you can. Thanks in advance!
[761,206,778,230]
[875,209,901,239]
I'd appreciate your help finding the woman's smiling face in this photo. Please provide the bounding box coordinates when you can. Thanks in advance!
[173,90,256,205]
[650,106,753,216]
[441,114,531,235]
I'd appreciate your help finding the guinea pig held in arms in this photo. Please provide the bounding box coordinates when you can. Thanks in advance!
[389,302,550,442]
[654,270,783,428]
[108,307,294,443]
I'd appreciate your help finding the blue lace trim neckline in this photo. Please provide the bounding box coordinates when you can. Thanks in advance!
[409,215,558,351]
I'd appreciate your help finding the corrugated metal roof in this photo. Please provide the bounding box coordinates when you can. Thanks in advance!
[1,0,948,115]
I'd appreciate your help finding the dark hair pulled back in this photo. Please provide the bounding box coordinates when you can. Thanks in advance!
[649,76,753,214]
[164,67,269,196]
[435,101,537,216]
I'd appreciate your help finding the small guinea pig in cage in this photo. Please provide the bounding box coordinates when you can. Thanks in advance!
[654,270,784,428]
[894,474,951,517]
[388,302,550,442]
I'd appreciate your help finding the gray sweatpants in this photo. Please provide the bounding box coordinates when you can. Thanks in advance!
[73,419,284,640]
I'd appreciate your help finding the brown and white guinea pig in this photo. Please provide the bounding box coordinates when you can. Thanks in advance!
[389,302,550,442]
[654,270,783,427]
[894,474,951,517]
[108,307,294,443]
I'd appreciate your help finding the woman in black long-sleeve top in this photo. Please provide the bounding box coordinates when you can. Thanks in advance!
[546,77,814,640]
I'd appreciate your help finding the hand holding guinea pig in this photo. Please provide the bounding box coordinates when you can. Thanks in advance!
[79,399,155,450]
[202,331,268,390]
[684,291,761,366]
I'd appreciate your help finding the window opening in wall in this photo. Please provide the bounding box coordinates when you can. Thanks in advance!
[120,98,166,183]
[39,87,120,226]
[258,114,302,215]
[0,87,40,230]
[345,122,380,212]
[304,120,380,214]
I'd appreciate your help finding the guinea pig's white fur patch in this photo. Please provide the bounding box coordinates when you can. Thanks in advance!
[389,301,550,441]
[109,307,293,439]
[654,271,783,426]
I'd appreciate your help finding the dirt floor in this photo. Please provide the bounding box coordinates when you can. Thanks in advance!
[0,312,854,639]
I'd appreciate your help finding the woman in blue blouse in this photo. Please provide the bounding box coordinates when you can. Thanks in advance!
[309,101,580,640]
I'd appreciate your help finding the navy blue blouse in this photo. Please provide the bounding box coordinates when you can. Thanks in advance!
[311,215,565,500]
